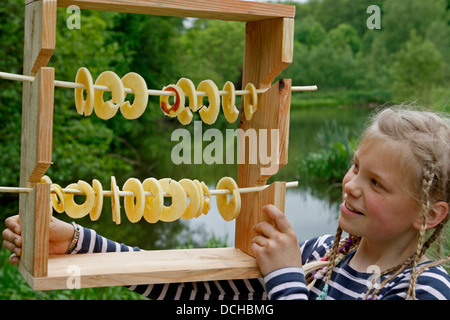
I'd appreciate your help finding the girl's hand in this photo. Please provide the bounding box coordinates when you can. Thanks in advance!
[251,205,302,276]
[2,215,75,265]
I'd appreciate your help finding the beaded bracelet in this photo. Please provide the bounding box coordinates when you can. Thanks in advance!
[65,222,80,254]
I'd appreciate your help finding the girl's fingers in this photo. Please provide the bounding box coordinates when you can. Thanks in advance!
[263,204,293,234]
[2,238,16,253]
[251,234,268,247]
[253,221,277,238]
[8,253,19,265]
[5,215,21,235]
[2,228,21,247]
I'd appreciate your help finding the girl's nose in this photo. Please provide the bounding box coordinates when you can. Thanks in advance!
[343,172,362,198]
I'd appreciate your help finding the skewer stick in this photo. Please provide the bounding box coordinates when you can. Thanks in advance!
[0,71,317,97]
[0,181,298,197]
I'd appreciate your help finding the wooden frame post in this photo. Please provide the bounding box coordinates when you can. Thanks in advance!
[18,0,56,279]
[235,18,294,256]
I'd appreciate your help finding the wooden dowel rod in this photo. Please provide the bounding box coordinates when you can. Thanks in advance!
[0,181,298,197]
[292,85,318,92]
[0,71,317,97]
[0,186,32,194]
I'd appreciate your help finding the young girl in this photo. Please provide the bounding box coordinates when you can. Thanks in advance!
[2,107,450,300]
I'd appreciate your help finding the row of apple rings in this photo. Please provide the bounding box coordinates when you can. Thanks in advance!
[41,175,241,224]
[75,67,258,124]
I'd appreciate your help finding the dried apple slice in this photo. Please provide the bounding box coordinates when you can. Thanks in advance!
[74,67,94,116]
[222,81,239,123]
[159,178,187,222]
[51,184,65,214]
[120,72,148,119]
[192,179,204,218]
[142,177,163,223]
[94,71,124,120]
[198,80,220,124]
[179,178,201,220]
[64,180,95,219]
[41,175,65,213]
[160,84,185,117]
[216,177,241,221]
[177,78,198,111]
[111,176,121,224]
[122,178,145,223]
[200,181,211,215]
[243,83,258,121]
[90,179,103,221]
[176,78,196,125]
[177,105,193,125]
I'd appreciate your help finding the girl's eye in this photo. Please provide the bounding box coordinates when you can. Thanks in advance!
[371,178,383,190]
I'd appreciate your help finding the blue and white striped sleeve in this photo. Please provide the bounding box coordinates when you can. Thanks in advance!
[71,225,268,300]
[71,224,139,253]
[263,267,308,300]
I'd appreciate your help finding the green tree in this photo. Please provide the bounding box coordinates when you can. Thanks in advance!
[294,16,327,48]
[178,19,245,86]
[391,32,444,103]
[425,20,450,83]
[328,24,361,54]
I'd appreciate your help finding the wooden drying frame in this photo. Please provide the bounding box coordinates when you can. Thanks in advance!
[17,0,295,290]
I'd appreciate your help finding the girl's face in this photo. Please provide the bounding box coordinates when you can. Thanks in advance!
[339,138,422,244]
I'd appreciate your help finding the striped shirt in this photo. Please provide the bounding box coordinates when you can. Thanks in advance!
[73,225,450,300]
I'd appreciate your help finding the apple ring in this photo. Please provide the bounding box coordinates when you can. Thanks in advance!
[111,176,121,224]
[122,178,145,223]
[222,81,239,123]
[176,78,196,124]
[179,179,201,220]
[64,180,95,219]
[40,175,51,184]
[142,177,163,223]
[200,181,211,215]
[198,80,220,124]
[159,178,187,222]
[40,175,64,213]
[75,67,94,116]
[51,183,65,214]
[216,177,241,221]
[160,84,185,117]
[193,179,204,218]
[177,78,198,111]
[94,71,124,120]
[120,72,148,119]
[243,83,258,121]
[90,179,103,221]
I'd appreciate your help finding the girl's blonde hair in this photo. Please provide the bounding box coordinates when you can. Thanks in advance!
[314,105,449,300]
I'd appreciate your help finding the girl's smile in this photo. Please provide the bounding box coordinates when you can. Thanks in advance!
[341,199,364,217]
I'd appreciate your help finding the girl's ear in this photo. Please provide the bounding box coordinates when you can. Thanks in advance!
[413,201,448,231]
[425,202,449,230]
